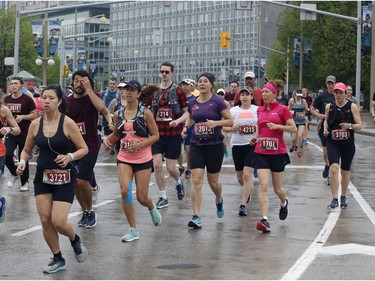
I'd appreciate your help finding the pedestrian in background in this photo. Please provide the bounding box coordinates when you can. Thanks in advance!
[16,84,89,273]
[181,72,233,229]
[103,80,161,242]
[223,87,258,216]
[253,80,296,233]
[323,82,362,209]
[4,76,36,191]
[311,75,336,185]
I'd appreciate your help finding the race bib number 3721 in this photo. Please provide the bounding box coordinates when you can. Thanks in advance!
[43,169,71,185]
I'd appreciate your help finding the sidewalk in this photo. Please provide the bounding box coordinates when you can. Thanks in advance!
[310,112,375,137]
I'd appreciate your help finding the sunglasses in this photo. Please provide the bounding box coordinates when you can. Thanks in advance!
[160,70,171,74]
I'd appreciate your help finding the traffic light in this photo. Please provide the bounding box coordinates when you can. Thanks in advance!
[220,31,230,48]
[63,64,69,77]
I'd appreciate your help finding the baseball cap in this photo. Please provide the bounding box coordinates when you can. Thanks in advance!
[294,89,303,96]
[244,71,255,79]
[125,80,142,92]
[181,78,193,85]
[333,82,346,92]
[118,82,127,88]
[239,87,253,95]
[326,75,336,83]
[216,88,225,95]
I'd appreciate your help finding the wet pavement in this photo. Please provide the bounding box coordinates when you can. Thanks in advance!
[1,117,375,280]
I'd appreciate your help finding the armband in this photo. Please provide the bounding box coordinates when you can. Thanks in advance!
[19,159,26,165]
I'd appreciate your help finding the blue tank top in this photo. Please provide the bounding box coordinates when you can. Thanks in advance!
[36,114,71,169]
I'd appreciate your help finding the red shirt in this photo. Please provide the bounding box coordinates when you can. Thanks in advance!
[233,87,263,106]
[255,102,292,155]
[155,84,188,136]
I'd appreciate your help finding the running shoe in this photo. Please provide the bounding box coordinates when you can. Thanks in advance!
[121,228,139,242]
[279,198,289,220]
[176,179,185,200]
[188,215,202,229]
[216,197,225,218]
[0,196,7,223]
[326,176,330,186]
[327,198,339,209]
[179,166,185,176]
[238,204,247,216]
[7,174,18,188]
[302,139,308,146]
[43,258,66,274]
[340,196,348,209]
[150,204,162,226]
[289,145,295,153]
[92,185,100,203]
[185,170,192,179]
[322,165,329,178]
[20,182,30,192]
[155,197,169,209]
[256,219,271,233]
[71,234,88,263]
[297,151,302,157]
[78,211,88,227]
[85,211,97,228]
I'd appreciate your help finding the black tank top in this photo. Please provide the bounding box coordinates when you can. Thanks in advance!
[327,101,355,143]
[36,114,71,169]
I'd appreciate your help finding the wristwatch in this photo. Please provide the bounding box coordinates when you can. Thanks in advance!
[349,123,353,130]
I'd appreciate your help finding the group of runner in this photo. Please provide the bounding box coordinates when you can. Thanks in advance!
[0,68,362,274]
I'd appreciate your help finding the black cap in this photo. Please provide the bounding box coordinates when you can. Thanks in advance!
[125,80,142,92]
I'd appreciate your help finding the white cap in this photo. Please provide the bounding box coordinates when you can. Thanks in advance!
[118,82,127,88]
[244,71,255,79]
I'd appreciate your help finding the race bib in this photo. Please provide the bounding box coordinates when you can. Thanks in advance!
[194,123,214,135]
[120,138,140,152]
[295,112,305,118]
[76,122,86,135]
[156,107,172,121]
[43,169,71,185]
[259,137,279,150]
[239,125,256,134]
[331,129,350,140]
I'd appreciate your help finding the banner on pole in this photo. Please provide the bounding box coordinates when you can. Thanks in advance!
[32,20,44,56]
[48,20,61,56]
[362,5,372,52]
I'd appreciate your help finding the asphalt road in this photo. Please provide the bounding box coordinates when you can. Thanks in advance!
[1,125,375,280]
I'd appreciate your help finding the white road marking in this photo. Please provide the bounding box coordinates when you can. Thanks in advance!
[319,243,375,256]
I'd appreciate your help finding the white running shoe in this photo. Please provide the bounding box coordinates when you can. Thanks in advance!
[20,182,30,192]
[92,185,100,203]
[7,175,19,188]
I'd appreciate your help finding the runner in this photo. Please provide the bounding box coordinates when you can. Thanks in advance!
[102,80,162,242]
[323,82,362,209]
[253,80,297,233]
[16,84,89,273]
[223,88,258,216]
[182,72,233,229]
[288,89,310,157]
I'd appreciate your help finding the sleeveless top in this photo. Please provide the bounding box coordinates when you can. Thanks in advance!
[326,100,355,144]
[291,99,306,125]
[36,114,71,169]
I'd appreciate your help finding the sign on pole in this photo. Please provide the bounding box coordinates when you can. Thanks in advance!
[300,4,317,20]
[4,57,14,66]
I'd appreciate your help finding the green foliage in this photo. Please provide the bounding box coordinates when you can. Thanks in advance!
[0,8,61,89]
[266,1,370,100]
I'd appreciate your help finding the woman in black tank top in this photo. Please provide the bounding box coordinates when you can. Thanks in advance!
[323,82,362,210]
[16,85,89,274]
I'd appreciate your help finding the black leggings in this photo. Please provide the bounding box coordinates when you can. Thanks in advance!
[5,137,29,185]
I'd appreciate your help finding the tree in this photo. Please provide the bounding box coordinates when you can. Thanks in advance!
[266,1,371,108]
[0,8,61,89]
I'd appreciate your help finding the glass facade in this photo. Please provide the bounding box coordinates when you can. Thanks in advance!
[109,1,281,88]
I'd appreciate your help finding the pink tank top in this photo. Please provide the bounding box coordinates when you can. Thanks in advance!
[117,120,152,164]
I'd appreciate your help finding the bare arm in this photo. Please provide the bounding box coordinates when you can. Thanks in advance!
[0,105,21,136]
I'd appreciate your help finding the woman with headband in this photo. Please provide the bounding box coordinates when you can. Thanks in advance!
[251,79,296,233]
[181,72,233,229]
